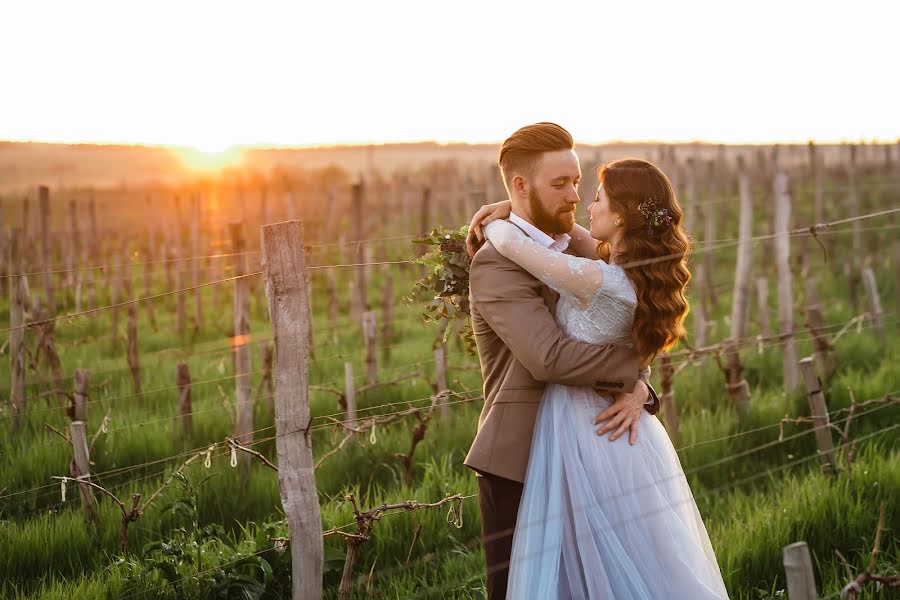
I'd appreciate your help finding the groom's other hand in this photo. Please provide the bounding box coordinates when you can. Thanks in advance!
[594,380,649,445]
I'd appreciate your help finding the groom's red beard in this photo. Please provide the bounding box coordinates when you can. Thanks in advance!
[529,187,576,235]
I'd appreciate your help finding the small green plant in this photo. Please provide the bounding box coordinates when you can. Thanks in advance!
[406,225,476,354]
[110,471,286,600]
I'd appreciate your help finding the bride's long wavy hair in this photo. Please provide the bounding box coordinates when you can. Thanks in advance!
[598,159,692,366]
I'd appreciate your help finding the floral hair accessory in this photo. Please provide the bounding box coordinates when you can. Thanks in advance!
[637,198,673,236]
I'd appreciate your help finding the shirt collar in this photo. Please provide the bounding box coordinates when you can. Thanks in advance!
[508,212,571,253]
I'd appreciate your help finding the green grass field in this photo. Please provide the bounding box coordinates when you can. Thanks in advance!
[1,171,898,599]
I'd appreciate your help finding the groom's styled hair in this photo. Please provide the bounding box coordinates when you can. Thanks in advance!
[498,122,574,190]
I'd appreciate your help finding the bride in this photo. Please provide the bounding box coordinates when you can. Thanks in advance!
[469,158,729,599]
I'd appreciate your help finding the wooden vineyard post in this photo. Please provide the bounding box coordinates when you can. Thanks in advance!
[230,222,253,470]
[39,185,56,317]
[8,228,26,431]
[418,186,431,256]
[73,369,90,423]
[344,362,357,430]
[67,199,79,302]
[124,260,142,404]
[861,267,885,344]
[175,362,192,437]
[659,354,680,447]
[110,246,122,346]
[327,268,339,343]
[782,542,817,600]
[702,160,718,311]
[70,421,99,525]
[434,344,449,420]
[261,220,323,600]
[351,182,367,320]
[726,158,753,418]
[773,172,800,392]
[172,197,185,333]
[798,357,837,474]
[381,269,393,364]
[802,257,835,380]
[755,277,770,336]
[362,310,377,385]
[191,194,203,331]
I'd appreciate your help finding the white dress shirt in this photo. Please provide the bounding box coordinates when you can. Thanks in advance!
[508,212,571,253]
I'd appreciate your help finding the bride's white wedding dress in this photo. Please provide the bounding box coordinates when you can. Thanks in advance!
[483,220,729,600]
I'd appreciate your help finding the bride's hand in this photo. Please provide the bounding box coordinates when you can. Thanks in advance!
[466,199,512,257]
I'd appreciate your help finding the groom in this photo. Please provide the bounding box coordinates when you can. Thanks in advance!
[463,122,660,599]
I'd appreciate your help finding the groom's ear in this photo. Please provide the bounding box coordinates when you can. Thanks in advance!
[511,174,528,198]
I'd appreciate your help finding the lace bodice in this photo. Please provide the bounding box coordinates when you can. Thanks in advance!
[484,220,636,346]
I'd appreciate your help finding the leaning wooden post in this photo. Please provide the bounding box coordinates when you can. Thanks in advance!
[726,158,753,418]
[261,220,324,599]
[344,362,357,430]
[8,228,26,431]
[73,369,90,423]
[175,362,192,438]
[861,267,884,344]
[659,354,680,447]
[782,542,817,600]
[70,421,99,525]
[798,357,837,474]
[362,310,378,385]
[39,185,56,317]
[773,172,800,392]
[847,145,862,257]
[229,221,253,470]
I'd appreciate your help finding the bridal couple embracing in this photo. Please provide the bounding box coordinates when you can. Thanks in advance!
[462,122,729,599]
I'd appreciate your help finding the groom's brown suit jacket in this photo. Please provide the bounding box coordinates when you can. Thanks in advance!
[463,240,661,484]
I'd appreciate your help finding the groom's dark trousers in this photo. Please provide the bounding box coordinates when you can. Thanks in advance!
[478,473,524,600]
[464,241,660,599]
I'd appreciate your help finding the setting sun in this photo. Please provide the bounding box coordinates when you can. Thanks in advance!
[172,145,244,172]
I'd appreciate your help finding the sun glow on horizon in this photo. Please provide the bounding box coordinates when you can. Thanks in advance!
[172,145,245,172]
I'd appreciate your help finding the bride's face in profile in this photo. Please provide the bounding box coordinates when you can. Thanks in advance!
[588,185,622,243]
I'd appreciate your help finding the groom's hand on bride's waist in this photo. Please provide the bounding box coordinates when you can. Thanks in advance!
[593,380,649,446]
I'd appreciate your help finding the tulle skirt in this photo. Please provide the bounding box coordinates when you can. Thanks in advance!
[506,384,730,599]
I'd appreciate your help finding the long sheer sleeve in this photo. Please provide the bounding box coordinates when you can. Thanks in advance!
[483,220,604,305]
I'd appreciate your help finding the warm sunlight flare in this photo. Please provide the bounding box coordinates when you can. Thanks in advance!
[172,145,244,172]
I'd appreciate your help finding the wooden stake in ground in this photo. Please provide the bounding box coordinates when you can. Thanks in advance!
[380,269,393,364]
[773,172,800,392]
[725,158,753,418]
[72,369,90,423]
[861,266,884,344]
[798,357,837,474]
[344,362,357,430]
[658,354,680,447]
[8,228,26,431]
[362,310,377,385]
[70,420,99,525]
[124,261,142,404]
[783,541,817,600]
[418,186,431,257]
[755,277,770,336]
[352,182,368,318]
[230,221,253,469]
[175,362,192,437]
[802,254,835,379]
[39,185,56,317]
[191,194,203,332]
[261,220,323,600]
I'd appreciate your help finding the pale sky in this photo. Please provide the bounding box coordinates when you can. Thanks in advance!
[2,0,898,150]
